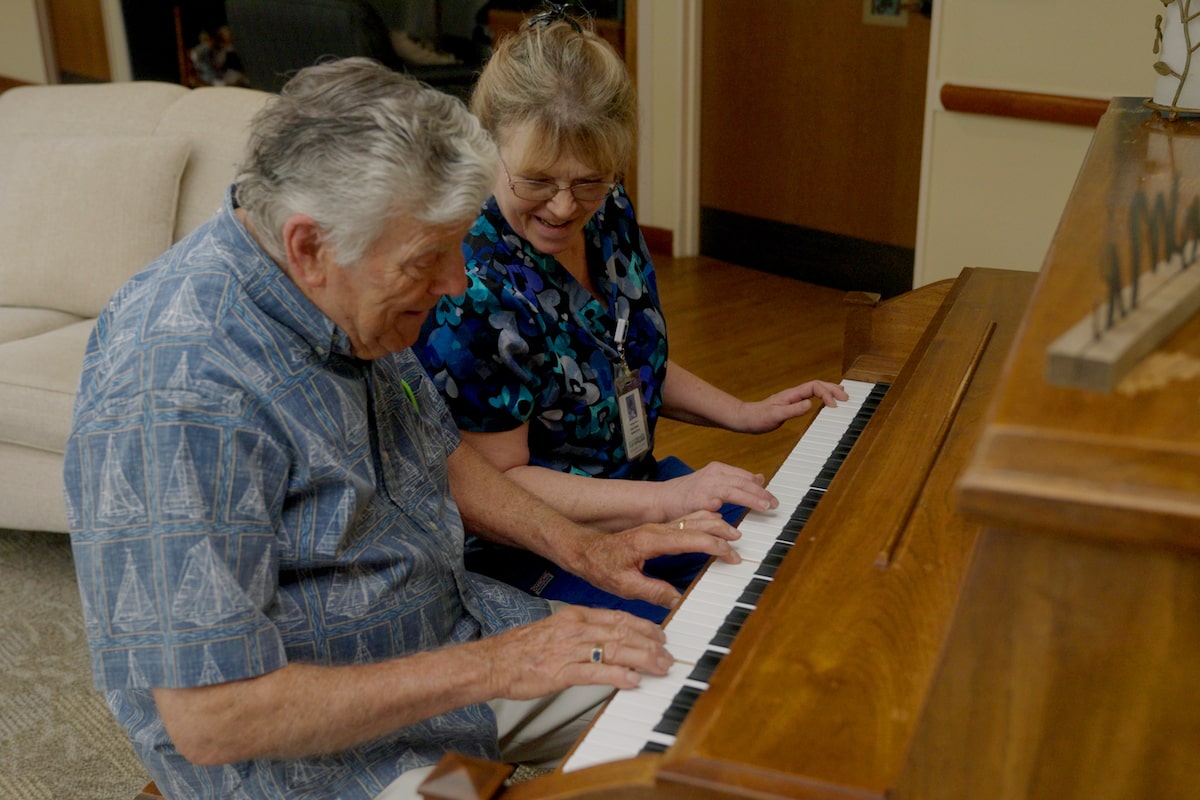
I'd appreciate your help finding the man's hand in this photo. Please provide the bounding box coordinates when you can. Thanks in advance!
[564,510,741,611]
[474,605,675,697]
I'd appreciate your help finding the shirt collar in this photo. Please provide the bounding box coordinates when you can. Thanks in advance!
[224,185,355,360]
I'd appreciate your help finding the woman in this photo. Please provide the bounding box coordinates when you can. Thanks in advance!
[415,5,846,621]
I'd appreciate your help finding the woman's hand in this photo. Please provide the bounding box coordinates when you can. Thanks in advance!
[653,461,778,521]
[733,380,848,433]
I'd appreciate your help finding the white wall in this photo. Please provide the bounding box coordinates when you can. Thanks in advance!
[637,1,1160,275]
[0,0,49,83]
[635,0,700,256]
[914,1,1156,286]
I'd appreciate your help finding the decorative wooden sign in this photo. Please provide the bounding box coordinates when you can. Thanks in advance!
[1045,176,1200,392]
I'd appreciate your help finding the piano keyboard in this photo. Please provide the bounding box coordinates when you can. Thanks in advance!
[564,379,887,772]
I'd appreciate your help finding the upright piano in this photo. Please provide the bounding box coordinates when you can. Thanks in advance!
[422,98,1200,800]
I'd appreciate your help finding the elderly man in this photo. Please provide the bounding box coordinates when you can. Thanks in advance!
[64,58,739,800]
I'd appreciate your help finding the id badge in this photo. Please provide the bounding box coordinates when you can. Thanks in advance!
[615,363,650,461]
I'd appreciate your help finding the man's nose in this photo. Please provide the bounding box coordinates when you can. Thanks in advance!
[432,252,468,297]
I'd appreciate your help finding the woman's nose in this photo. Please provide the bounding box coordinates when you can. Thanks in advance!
[544,187,580,216]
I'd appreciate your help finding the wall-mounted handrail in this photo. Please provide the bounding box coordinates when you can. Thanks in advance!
[940,83,1111,127]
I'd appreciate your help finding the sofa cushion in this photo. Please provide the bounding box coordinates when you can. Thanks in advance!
[0,81,188,139]
[0,308,86,345]
[156,85,274,240]
[0,135,190,318]
[0,320,95,455]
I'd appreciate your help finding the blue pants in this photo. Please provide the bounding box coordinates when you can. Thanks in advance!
[464,457,745,623]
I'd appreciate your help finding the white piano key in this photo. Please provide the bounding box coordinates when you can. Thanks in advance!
[566,380,883,771]
[563,663,694,772]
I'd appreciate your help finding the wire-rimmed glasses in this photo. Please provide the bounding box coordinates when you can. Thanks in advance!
[501,159,614,204]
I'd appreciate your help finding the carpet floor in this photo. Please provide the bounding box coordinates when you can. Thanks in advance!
[0,530,554,799]
[0,529,149,799]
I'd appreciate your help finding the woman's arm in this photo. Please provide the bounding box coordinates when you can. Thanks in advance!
[447,439,742,605]
[461,426,777,530]
[660,360,848,433]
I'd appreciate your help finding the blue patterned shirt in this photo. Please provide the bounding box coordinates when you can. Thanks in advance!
[63,188,551,800]
[414,187,667,479]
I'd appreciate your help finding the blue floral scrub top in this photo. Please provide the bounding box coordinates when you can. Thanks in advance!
[415,186,667,479]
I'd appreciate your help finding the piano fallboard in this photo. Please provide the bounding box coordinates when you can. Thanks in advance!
[651,268,1034,799]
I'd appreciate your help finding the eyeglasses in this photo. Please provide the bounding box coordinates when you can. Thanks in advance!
[525,3,584,33]
[501,160,614,204]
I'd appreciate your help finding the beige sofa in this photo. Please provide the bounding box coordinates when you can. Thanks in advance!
[0,81,273,533]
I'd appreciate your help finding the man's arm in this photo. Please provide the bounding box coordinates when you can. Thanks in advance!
[446,441,741,610]
[155,604,671,766]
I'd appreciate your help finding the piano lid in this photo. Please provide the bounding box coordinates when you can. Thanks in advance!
[957,98,1200,553]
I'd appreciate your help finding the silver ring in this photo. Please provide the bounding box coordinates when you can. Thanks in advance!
[590,645,604,664]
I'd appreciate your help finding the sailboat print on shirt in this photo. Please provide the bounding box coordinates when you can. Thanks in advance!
[248,548,274,609]
[209,330,274,390]
[353,632,373,665]
[219,764,255,800]
[198,643,226,685]
[148,277,213,336]
[170,538,255,627]
[162,431,208,520]
[325,563,396,620]
[284,756,348,792]
[293,413,342,477]
[163,352,242,414]
[315,490,355,556]
[96,434,146,526]
[112,548,158,632]
[269,587,308,631]
[233,437,270,522]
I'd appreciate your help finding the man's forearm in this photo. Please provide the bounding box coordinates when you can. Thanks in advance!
[447,441,596,571]
[153,646,493,766]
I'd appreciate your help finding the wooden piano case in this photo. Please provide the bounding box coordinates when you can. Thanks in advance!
[902,97,1200,799]
[422,98,1200,799]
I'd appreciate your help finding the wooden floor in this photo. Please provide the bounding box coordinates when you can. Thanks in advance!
[650,252,847,483]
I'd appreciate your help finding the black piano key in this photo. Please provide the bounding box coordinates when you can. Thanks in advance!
[754,559,778,579]
[711,607,751,649]
[812,466,838,490]
[761,543,790,571]
[631,382,891,757]
[778,523,803,544]
[653,685,704,736]
[736,578,770,606]
[688,650,726,684]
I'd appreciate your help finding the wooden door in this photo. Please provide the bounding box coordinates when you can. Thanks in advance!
[45,0,111,82]
[699,0,930,297]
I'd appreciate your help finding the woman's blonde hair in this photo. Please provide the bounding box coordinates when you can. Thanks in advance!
[470,14,636,179]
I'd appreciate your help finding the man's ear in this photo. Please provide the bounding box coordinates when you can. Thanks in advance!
[281,214,331,289]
